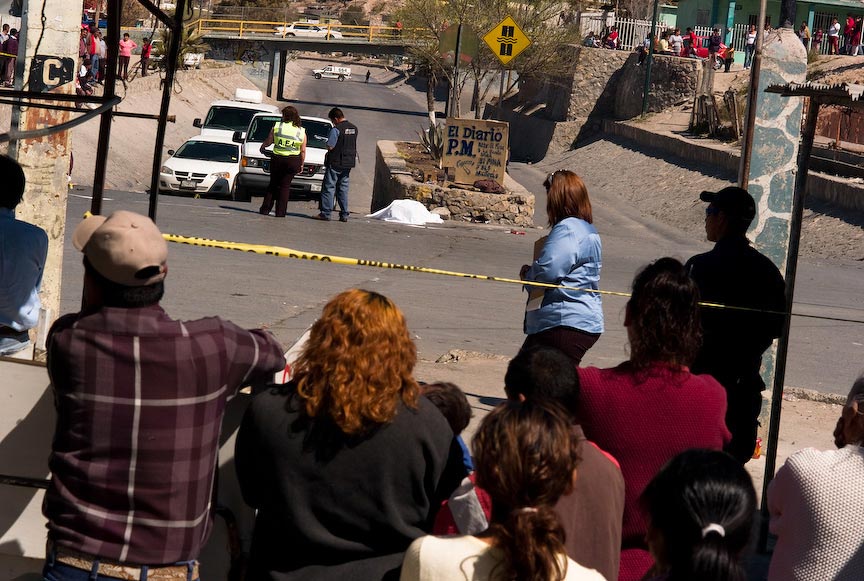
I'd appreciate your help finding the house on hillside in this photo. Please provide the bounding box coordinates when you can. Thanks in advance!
[677,0,864,51]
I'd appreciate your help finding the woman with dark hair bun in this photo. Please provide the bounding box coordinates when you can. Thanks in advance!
[519,170,603,365]
[236,289,465,580]
[576,257,731,581]
[401,400,605,581]
[641,449,756,581]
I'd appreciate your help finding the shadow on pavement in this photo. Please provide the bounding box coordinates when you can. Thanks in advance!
[283,98,444,119]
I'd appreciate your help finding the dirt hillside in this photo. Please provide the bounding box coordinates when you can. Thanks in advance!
[808,54,864,85]
[69,65,278,192]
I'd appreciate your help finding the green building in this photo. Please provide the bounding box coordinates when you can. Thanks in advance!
[677,0,864,51]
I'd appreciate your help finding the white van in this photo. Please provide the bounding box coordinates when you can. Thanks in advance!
[312,65,351,81]
[193,88,280,140]
[231,112,333,202]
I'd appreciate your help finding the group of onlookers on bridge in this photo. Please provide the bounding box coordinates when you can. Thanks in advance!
[2,152,863,581]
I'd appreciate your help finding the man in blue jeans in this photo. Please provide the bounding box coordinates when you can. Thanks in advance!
[0,155,48,358]
[316,107,358,222]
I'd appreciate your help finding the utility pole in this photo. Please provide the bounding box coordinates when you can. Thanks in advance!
[11,0,82,345]
[641,0,661,117]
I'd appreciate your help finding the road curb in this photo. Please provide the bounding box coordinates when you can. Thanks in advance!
[783,386,846,406]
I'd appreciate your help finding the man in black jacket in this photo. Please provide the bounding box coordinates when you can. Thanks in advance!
[316,107,358,222]
[686,187,786,464]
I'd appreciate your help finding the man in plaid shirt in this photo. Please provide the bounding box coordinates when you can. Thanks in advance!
[43,211,286,581]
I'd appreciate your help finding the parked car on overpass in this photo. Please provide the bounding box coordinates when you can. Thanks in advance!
[274,23,343,39]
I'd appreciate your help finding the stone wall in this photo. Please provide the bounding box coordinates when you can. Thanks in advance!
[484,106,560,163]
[513,46,631,123]
[499,50,699,160]
[566,48,632,120]
[494,46,632,161]
[373,141,535,226]
[614,54,699,120]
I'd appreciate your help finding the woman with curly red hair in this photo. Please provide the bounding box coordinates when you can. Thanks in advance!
[235,289,465,580]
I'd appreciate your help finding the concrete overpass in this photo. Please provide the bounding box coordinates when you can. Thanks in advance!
[195,18,414,57]
[203,33,409,57]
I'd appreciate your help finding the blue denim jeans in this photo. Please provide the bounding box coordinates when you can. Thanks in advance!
[319,166,351,219]
[743,44,755,68]
[0,332,30,356]
[43,551,198,581]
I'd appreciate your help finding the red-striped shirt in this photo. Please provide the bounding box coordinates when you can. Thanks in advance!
[44,304,285,565]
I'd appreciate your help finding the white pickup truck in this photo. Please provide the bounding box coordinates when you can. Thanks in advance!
[232,112,333,202]
[183,52,204,69]
[193,88,280,140]
[312,65,351,81]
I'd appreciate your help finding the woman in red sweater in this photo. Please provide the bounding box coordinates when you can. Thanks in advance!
[576,258,731,581]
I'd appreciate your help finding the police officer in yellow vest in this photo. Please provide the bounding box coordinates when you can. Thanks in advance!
[259,105,306,217]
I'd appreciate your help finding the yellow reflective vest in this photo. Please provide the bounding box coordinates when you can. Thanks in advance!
[272,122,305,157]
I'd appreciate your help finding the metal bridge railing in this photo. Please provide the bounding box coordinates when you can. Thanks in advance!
[189,18,414,43]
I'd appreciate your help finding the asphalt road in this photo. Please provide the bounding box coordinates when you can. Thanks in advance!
[58,64,864,396]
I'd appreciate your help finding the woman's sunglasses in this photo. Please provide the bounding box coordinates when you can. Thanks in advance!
[544,169,567,189]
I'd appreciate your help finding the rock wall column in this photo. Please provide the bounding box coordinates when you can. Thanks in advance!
[743,27,807,450]
[12,0,81,343]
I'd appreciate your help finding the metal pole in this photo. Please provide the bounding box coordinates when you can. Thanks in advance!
[450,23,464,118]
[267,49,278,99]
[0,474,50,490]
[641,0,661,117]
[147,0,187,220]
[113,111,176,122]
[497,66,505,121]
[7,0,29,156]
[90,1,122,216]
[758,96,819,552]
[277,50,287,101]
[738,0,768,187]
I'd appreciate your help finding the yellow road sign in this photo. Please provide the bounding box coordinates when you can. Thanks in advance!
[483,16,531,65]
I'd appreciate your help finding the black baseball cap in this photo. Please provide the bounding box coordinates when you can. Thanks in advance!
[699,186,756,221]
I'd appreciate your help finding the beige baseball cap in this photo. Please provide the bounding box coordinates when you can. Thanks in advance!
[73,210,168,287]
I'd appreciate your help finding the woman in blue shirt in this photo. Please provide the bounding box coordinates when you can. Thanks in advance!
[519,170,603,364]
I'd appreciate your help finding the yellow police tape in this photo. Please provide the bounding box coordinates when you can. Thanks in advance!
[75,211,775,314]
[161,232,769,314]
[163,232,632,297]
